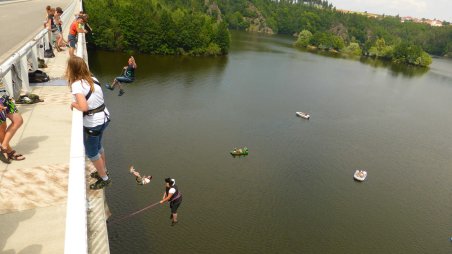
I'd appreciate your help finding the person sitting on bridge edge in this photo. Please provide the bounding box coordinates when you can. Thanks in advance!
[129,165,152,185]
[105,56,137,96]
[160,177,183,226]
[68,15,87,57]
[0,93,25,163]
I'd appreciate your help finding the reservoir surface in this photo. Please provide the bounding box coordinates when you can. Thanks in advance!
[89,31,452,254]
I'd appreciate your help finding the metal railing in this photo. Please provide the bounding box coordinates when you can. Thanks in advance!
[0,0,77,97]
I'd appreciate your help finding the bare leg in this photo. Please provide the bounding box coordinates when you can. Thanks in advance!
[110,79,118,89]
[100,150,107,171]
[118,82,125,96]
[0,122,6,147]
[1,113,23,150]
[91,157,107,178]
[57,34,63,48]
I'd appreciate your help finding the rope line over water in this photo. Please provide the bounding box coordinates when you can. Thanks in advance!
[107,201,161,226]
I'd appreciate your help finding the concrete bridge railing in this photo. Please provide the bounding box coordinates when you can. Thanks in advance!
[64,1,91,254]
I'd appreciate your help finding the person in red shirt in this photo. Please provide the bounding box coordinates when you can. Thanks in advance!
[68,15,87,57]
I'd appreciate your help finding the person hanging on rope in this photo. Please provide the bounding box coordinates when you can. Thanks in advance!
[105,56,137,96]
[160,177,182,226]
[129,165,152,185]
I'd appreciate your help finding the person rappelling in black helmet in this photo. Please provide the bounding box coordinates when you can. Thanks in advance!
[160,177,182,226]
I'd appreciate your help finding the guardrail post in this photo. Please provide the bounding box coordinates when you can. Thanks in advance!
[19,56,30,94]
[37,37,44,59]
[29,46,38,72]
[2,70,13,96]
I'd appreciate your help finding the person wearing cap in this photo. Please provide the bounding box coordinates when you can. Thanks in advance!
[68,15,87,57]
[160,177,183,226]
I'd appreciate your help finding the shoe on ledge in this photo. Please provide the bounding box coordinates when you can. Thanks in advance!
[90,171,109,180]
[90,178,111,190]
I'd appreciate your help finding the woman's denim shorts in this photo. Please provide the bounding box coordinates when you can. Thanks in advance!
[115,76,134,83]
[83,121,109,161]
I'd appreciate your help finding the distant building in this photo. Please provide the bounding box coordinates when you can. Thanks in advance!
[334,7,448,27]
[401,16,443,26]
[429,19,443,27]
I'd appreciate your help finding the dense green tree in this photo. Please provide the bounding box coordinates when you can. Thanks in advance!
[393,42,432,67]
[84,0,230,56]
[85,0,451,61]
[309,32,344,50]
[342,42,362,56]
[294,29,313,48]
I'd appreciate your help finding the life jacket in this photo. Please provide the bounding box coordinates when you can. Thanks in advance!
[83,79,108,118]
[124,65,135,80]
[166,185,181,202]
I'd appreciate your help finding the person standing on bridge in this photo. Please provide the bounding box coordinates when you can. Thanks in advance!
[68,15,87,57]
[67,56,111,190]
[46,8,61,52]
[54,7,68,51]
[160,178,183,226]
[105,56,137,96]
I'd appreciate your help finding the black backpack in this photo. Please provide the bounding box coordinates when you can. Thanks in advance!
[28,70,50,83]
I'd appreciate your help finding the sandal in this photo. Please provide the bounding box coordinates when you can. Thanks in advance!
[7,150,25,161]
[0,146,11,164]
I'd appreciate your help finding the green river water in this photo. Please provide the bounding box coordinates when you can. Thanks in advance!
[88,31,452,254]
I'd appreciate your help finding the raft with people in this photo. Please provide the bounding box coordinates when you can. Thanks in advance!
[230,147,249,156]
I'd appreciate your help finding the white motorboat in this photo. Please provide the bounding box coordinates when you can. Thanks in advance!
[296,112,310,119]
[354,170,367,181]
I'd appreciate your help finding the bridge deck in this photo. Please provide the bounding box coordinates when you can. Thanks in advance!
[0,1,110,253]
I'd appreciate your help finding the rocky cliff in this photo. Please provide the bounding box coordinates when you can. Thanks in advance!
[244,3,274,34]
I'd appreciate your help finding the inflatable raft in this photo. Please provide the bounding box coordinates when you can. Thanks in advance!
[230,147,249,156]
[296,112,310,119]
[354,170,367,181]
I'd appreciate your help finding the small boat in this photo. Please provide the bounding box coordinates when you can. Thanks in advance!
[354,170,367,182]
[230,147,249,156]
[296,112,310,119]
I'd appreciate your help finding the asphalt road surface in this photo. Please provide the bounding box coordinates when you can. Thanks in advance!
[0,0,73,63]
